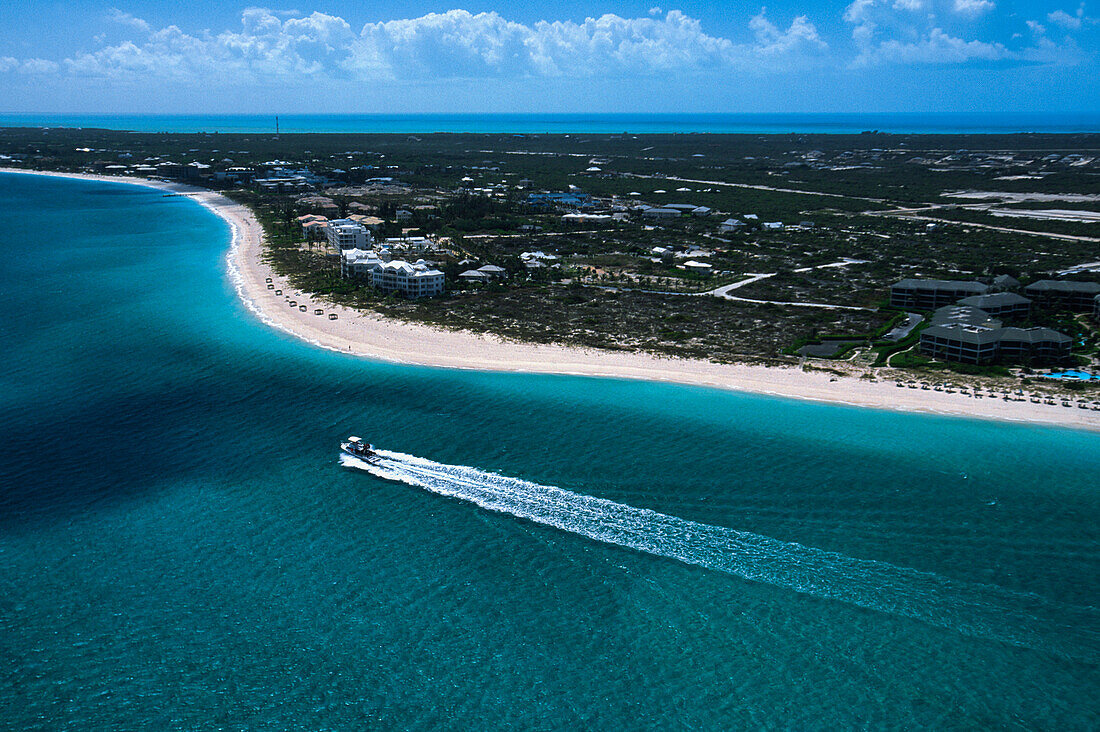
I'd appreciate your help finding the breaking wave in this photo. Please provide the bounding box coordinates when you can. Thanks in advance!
[342,449,1099,660]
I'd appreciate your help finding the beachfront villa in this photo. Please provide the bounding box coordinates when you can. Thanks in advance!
[1024,280,1100,311]
[374,260,445,298]
[340,248,444,298]
[340,248,384,279]
[930,305,1001,329]
[894,277,1075,366]
[920,323,1072,365]
[890,279,989,309]
[327,219,371,251]
[956,292,1032,319]
[920,301,1070,365]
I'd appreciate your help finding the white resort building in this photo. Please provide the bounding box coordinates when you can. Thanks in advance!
[376,260,445,298]
[326,219,371,251]
[340,248,385,279]
[340,249,444,298]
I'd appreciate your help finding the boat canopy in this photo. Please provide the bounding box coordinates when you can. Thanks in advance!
[348,436,362,443]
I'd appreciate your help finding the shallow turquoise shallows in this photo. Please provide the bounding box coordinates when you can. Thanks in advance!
[1,172,1098,729]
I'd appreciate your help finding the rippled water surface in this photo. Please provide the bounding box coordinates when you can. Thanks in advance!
[1,173,1098,729]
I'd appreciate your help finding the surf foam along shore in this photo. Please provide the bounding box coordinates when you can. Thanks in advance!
[3,167,1097,432]
[343,449,1100,662]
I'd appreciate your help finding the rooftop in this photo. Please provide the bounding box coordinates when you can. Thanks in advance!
[893,278,989,292]
[1025,280,1100,294]
[956,292,1031,309]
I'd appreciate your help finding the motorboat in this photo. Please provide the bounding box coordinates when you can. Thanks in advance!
[340,436,381,464]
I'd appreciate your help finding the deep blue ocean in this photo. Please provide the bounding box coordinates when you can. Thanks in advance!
[1,171,1098,728]
[1,112,1099,135]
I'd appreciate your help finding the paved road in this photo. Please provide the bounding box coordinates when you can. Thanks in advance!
[583,259,874,311]
[862,208,1100,244]
[883,312,923,342]
[1059,261,1100,276]
[626,173,887,204]
[704,259,874,310]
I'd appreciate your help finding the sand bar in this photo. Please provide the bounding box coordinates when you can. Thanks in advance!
[4,167,1099,432]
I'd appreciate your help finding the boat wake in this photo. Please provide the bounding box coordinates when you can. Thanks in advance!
[341,450,1099,661]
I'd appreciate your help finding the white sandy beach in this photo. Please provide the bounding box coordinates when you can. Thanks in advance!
[5,167,1099,432]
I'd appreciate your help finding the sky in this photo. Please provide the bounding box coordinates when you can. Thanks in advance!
[0,1,1097,114]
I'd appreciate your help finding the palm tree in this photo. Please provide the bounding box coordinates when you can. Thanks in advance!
[278,198,297,232]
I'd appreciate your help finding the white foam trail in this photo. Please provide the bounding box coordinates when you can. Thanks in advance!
[342,450,1099,661]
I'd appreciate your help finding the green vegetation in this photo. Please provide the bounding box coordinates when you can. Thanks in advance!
[2,125,1097,375]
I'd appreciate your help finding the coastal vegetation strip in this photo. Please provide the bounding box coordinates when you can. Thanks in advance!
[2,128,1097,408]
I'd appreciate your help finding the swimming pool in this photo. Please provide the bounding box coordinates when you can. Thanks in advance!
[1042,370,1100,380]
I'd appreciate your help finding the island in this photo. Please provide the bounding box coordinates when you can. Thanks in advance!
[3,126,1098,429]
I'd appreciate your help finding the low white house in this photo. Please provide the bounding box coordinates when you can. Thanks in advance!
[521,251,558,262]
[682,260,713,273]
[384,236,435,254]
[719,218,744,233]
[562,213,612,223]
[477,264,507,278]
[762,221,784,230]
[641,207,682,219]
[459,269,493,283]
[459,264,507,283]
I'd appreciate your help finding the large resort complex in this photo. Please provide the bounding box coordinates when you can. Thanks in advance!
[305,216,446,299]
[889,277,1099,366]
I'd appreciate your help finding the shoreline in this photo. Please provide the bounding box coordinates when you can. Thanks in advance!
[3,166,1098,432]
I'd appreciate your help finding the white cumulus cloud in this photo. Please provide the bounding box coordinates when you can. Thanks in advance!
[953,0,995,16]
[842,0,1056,66]
[748,10,828,57]
[861,27,1007,64]
[18,58,60,74]
[1047,7,1083,29]
[108,8,151,33]
[56,7,831,84]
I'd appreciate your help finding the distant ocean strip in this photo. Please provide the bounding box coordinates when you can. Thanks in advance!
[2,113,1099,135]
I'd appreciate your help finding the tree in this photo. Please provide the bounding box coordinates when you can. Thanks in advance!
[277,198,297,231]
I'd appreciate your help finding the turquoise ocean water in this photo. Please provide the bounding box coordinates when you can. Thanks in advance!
[0,172,1098,728]
[2,112,1099,134]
